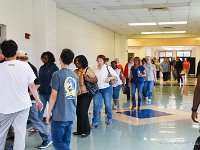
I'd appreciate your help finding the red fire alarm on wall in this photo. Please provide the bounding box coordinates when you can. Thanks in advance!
[25,33,31,39]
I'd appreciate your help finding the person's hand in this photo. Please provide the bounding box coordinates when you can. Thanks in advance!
[83,74,90,81]
[128,83,131,87]
[46,114,51,125]
[191,111,199,123]
[36,101,43,112]
[105,77,110,83]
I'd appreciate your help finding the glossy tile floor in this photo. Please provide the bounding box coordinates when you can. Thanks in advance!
[7,77,200,150]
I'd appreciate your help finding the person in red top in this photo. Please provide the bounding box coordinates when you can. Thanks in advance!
[183,58,190,77]
[123,57,134,100]
[115,58,123,73]
[0,52,5,63]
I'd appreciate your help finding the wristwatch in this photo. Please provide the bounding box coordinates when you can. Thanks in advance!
[191,107,198,112]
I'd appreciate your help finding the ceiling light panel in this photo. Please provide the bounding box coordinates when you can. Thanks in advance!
[158,21,187,25]
[128,22,157,26]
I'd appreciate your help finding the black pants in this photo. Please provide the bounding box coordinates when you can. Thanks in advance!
[163,72,168,81]
[125,78,130,100]
[156,71,160,79]
[76,93,92,135]
[176,69,183,83]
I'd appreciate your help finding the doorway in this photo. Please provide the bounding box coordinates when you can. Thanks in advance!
[128,53,134,59]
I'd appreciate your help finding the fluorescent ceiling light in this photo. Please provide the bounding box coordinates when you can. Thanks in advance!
[163,31,186,34]
[158,21,187,25]
[141,31,186,34]
[128,22,157,26]
[141,32,163,34]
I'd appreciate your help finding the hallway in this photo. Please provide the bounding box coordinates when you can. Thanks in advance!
[23,78,198,150]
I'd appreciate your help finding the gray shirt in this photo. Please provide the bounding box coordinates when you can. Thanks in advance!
[160,62,170,73]
[51,68,79,122]
[143,64,156,81]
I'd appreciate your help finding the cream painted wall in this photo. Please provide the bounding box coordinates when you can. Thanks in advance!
[32,0,57,68]
[128,47,147,59]
[0,0,34,59]
[114,33,127,67]
[56,8,126,69]
[0,0,127,70]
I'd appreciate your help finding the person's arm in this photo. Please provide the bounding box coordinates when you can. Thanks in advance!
[84,75,98,83]
[160,64,163,72]
[105,66,117,83]
[191,75,200,122]
[153,65,157,81]
[119,71,125,86]
[128,71,133,87]
[141,70,146,77]
[29,82,43,111]
[46,89,58,124]
[83,68,98,83]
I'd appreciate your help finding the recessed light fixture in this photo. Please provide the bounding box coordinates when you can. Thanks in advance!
[128,21,187,26]
[158,21,187,25]
[163,31,186,34]
[141,31,186,34]
[141,31,163,34]
[128,22,157,26]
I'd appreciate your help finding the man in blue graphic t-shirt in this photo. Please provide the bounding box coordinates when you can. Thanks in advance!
[46,49,79,150]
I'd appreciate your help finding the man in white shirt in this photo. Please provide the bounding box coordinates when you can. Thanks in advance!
[0,40,43,150]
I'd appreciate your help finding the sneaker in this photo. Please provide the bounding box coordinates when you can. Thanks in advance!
[73,132,81,135]
[113,105,117,110]
[81,133,89,138]
[145,97,148,101]
[29,128,39,132]
[131,106,136,110]
[106,120,112,125]
[90,124,98,129]
[38,140,52,149]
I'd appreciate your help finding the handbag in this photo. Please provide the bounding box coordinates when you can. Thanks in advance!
[106,65,118,85]
[84,67,99,96]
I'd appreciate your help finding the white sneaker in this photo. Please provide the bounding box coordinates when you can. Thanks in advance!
[145,97,148,101]
[148,99,151,101]
[113,105,117,109]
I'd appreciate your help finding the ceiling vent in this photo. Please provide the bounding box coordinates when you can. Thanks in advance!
[162,27,173,29]
[149,7,168,11]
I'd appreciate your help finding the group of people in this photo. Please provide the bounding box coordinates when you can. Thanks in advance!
[1,39,195,150]
[123,56,156,110]
[0,39,129,150]
[154,57,190,84]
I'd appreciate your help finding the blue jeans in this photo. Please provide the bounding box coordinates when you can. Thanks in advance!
[29,103,51,142]
[92,86,113,125]
[143,81,154,99]
[51,121,73,150]
[38,93,50,120]
[113,85,122,100]
[131,82,144,107]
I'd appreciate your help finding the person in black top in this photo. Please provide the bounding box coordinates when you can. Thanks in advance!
[175,57,183,83]
[191,60,200,149]
[17,50,52,149]
[38,51,59,121]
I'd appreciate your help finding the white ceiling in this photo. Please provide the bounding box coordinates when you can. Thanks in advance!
[56,0,200,35]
